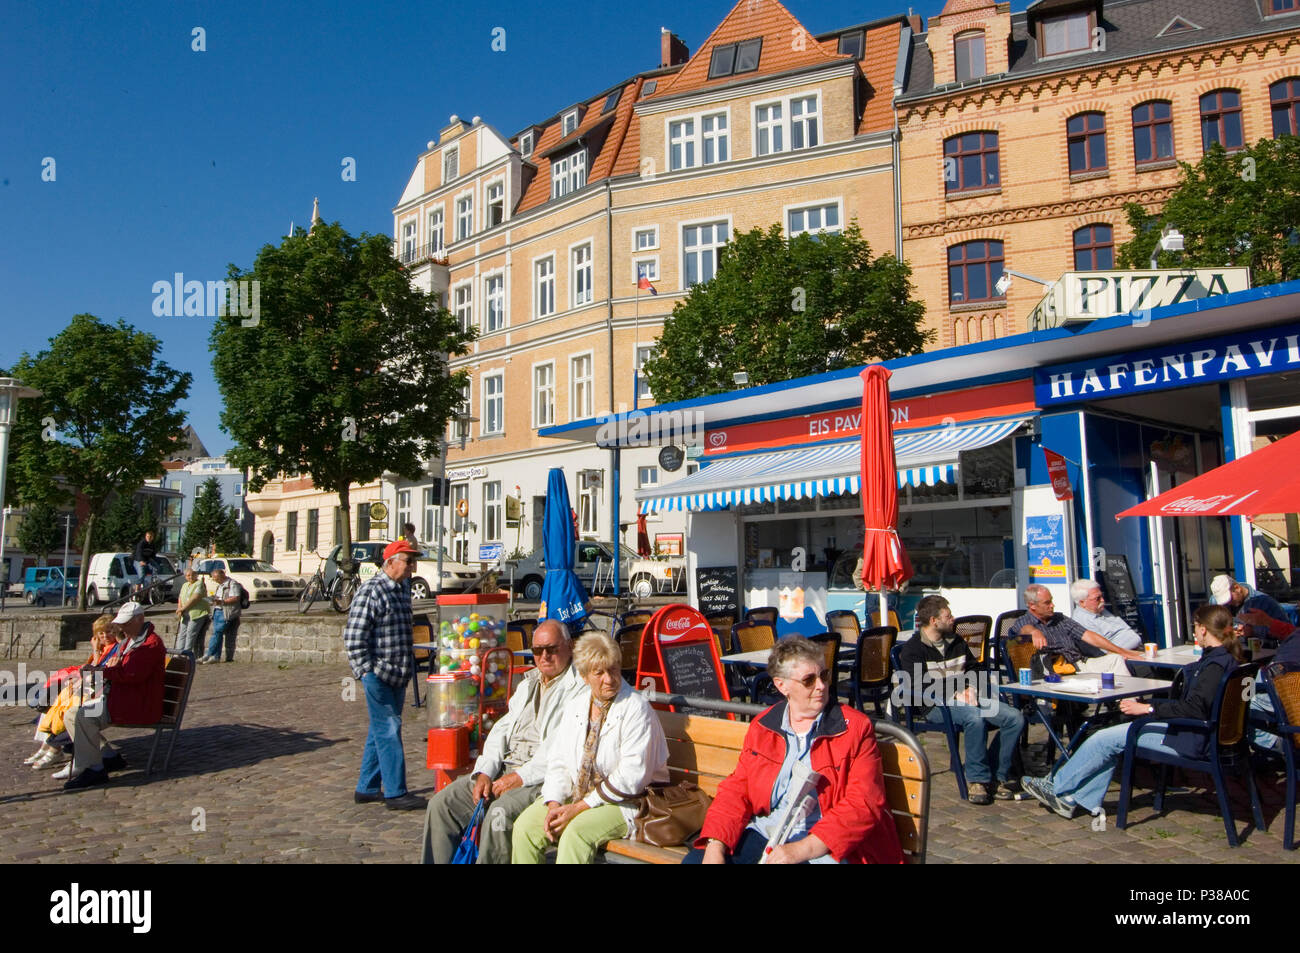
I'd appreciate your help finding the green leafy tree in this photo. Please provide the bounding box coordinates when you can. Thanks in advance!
[181,478,243,555]
[211,222,473,565]
[1117,137,1300,284]
[97,493,143,551]
[15,501,61,564]
[6,315,191,608]
[642,223,930,403]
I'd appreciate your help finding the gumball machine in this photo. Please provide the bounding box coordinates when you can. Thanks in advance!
[425,670,479,790]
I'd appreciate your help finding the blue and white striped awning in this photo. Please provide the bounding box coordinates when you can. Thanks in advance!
[637,416,1028,514]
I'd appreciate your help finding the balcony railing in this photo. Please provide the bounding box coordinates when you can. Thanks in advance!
[395,241,449,267]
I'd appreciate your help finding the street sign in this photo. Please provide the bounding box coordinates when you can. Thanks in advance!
[478,543,503,561]
[369,501,389,521]
[658,445,684,472]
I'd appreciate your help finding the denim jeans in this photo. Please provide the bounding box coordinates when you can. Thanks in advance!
[1250,691,1279,750]
[357,672,408,799]
[1051,721,1182,814]
[925,700,1025,784]
[205,610,240,661]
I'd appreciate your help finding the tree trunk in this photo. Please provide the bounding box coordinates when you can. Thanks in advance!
[77,512,96,611]
[338,482,352,570]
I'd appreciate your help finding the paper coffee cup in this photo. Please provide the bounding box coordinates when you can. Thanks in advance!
[1143,642,1157,659]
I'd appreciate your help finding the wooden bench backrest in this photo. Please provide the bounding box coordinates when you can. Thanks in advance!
[654,711,928,863]
[160,653,195,724]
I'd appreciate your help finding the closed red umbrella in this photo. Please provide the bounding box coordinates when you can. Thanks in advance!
[860,365,913,625]
[636,512,652,557]
[1117,429,1300,519]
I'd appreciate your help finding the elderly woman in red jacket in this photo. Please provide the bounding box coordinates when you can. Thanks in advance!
[683,636,904,864]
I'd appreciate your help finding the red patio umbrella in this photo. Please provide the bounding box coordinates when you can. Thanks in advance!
[1117,429,1300,520]
[636,512,652,557]
[859,365,913,625]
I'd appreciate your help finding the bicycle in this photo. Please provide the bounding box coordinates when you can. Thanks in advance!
[133,562,168,607]
[298,558,329,614]
[298,551,360,614]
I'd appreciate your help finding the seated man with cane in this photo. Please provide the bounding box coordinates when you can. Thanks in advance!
[419,619,584,863]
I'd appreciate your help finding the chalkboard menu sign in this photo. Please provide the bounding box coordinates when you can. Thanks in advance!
[696,566,739,618]
[662,641,726,703]
[1097,554,1146,638]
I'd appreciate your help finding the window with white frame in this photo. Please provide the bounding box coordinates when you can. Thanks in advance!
[682,221,728,287]
[533,362,555,427]
[450,484,468,547]
[449,382,471,442]
[483,481,503,542]
[669,118,696,170]
[484,274,505,332]
[702,113,729,164]
[634,257,659,282]
[572,243,593,307]
[486,181,505,227]
[443,146,458,183]
[397,490,411,535]
[578,485,598,535]
[402,220,417,261]
[755,95,820,155]
[634,227,658,250]
[562,110,579,135]
[455,195,473,240]
[453,283,474,332]
[551,150,587,198]
[787,202,841,237]
[519,131,534,157]
[637,466,659,487]
[483,372,504,435]
[571,353,593,419]
[535,256,556,317]
[428,208,444,255]
[636,345,655,402]
[669,112,728,170]
[422,486,437,543]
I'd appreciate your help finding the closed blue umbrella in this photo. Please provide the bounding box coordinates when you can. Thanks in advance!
[539,468,590,630]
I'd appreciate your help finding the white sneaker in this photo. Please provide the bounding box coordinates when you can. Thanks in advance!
[198,656,215,664]
[23,746,51,765]
[52,763,72,780]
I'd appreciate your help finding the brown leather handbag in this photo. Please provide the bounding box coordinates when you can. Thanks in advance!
[604,780,713,847]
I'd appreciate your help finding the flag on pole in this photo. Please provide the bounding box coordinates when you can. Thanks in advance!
[637,271,658,295]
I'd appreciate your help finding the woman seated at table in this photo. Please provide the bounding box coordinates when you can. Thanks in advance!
[512,632,668,865]
[684,636,905,864]
[25,615,122,768]
[1021,603,1241,820]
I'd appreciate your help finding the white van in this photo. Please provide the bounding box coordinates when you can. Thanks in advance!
[84,552,178,606]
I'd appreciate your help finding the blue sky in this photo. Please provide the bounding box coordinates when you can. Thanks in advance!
[1,0,912,457]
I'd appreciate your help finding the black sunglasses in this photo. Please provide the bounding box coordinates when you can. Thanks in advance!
[788,668,831,690]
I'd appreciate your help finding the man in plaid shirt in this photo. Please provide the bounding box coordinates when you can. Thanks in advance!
[344,538,424,810]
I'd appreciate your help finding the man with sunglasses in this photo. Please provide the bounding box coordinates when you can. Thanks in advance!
[345,539,424,810]
[897,595,1025,805]
[419,619,585,863]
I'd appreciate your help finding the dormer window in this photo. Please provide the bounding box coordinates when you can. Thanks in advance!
[519,132,534,157]
[1040,10,1092,56]
[837,31,864,59]
[562,109,580,136]
[443,146,458,183]
[1267,0,1297,15]
[551,149,587,198]
[955,30,986,81]
[708,38,762,79]
[603,89,621,114]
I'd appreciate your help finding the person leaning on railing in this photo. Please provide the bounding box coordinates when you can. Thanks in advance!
[1021,603,1242,821]
[683,636,905,865]
[511,632,669,864]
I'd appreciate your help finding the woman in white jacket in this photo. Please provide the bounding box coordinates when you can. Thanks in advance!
[512,632,669,864]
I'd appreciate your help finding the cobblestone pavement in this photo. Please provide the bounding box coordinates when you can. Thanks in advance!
[1,658,1296,864]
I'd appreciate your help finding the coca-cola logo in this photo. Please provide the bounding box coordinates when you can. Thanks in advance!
[664,616,691,632]
[708,431,727,448]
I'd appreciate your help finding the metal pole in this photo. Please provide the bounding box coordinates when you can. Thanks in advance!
[61,514,72,608]
[435,436,447,627]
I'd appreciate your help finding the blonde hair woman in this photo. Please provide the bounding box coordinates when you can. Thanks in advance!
[25,615,121,769]
[511,632,669,864]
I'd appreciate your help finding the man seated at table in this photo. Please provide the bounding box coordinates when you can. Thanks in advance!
[1069,580,1142,651]
[1251,624,1300,751]
[1013,584,1145,676]
[1211,573,1295,643]
[897,596,1025,805]
[419,619,585,863]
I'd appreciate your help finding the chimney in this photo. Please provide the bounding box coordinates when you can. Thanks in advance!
[660,28,689,67]
[908,13,924,33]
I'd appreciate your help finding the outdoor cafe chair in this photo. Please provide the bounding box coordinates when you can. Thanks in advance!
[507,618,537,647]
[808,632,841,679]
[1001,630,1066,763]
[989,609,1024,676]
[825,609,861,646]
[890,641,969,800]
[954,615,992,667]
[840,625,897,715]
[705,610,736,637]
[615,624,645,682]
[1252,662,1300,850]
[729,621,776,701]
[1117,662,1264,847]
[410,614,435,707]
[618,609,654,630]
[745,606,779,628]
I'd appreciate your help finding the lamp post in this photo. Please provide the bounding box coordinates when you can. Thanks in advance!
[1150,226,1185,270]
[0,378,43,612]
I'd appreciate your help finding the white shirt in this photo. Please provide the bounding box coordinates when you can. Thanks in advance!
[472,663,584,785]
[1071,606,1142,651]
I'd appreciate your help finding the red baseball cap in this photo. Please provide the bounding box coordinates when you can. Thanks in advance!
[383,539,419,561]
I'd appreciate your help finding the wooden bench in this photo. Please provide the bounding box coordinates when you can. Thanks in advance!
[109,650,196,774]
[603,710,930,864]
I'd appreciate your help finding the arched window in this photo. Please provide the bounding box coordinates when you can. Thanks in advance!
[1132,101,1174,164]
[1067,112,1108,173]
[943,132,999,193]
[1271,78,1300,138]
[1073,225,1114,270]
[1200,89,1243,151]
[948,241,1005,304]
[954,30,986,82]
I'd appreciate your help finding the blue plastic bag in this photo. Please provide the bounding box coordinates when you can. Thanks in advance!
[451,797,487,864]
